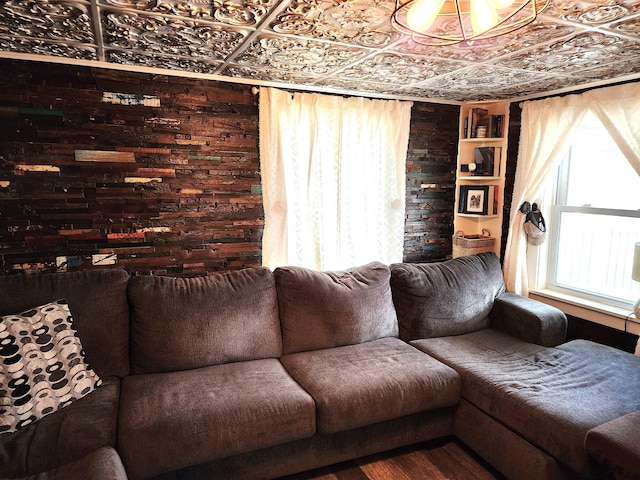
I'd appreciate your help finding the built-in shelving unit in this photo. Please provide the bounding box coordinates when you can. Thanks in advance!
[453,101,510,258]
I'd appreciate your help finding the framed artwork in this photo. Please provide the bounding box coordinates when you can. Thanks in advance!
[458,185,489,215]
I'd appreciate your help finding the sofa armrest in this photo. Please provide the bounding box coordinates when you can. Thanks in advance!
[489,293,567,347]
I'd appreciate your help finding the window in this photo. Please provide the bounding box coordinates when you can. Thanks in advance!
[547,114,640,308]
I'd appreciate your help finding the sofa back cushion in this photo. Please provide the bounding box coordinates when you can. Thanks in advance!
[390,253,506,341]
[128,267,281,374]
[275,262,398,355]
[0,269,130,378]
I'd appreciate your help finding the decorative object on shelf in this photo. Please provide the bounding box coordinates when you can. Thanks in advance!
[458,185,489,215]
[452,229,495,257]
[391,0,550,46]
[632,242,640,320]
[472,146,499,176]
[469,108,489,138]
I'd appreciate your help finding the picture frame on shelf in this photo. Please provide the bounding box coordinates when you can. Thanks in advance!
[459,185,489,215]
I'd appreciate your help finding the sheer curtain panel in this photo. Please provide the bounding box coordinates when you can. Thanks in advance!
[504,82,640,295]
[259,87,412,271]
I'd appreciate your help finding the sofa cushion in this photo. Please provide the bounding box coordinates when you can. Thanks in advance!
[275,262,398,354]
[390,253,505,341]
[0,269,130,378]
[118,359,316,480]
[1,300,103,434]
[280,337,460,435]
[413,331,640,477]
[128,267,281,374]
[10,446,128,480]
[0,377,120,478]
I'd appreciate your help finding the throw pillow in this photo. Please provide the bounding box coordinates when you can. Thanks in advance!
[0,299,102,434]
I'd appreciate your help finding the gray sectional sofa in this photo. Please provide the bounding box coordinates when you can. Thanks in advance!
[0,253,638,480]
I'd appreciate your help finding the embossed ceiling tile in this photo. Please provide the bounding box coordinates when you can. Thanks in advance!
[314,77,410,95]
[0,37,97,59]
[541,0,638,25]
[221,63,328,87]
[101,8,248,60]
[394,21,578,62]
[0,0,95,44]
[495,31,640,74]
[396,84,471,101]
[268,0,400,47]
[233,34,368,75]
[99,0,276,27]
[107,49,221,74]
[607,12,640,39]
[420,65,552,97]
[574,55,640,80]
[338,53,463,85]
[489,76,580,99]
[219,64,280,82]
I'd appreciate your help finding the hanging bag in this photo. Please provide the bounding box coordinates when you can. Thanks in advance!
[521,202,546,245]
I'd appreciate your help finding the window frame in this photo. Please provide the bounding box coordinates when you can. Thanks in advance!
[544,140,640,310]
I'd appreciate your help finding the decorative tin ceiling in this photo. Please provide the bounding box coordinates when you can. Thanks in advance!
[0,0,639,102]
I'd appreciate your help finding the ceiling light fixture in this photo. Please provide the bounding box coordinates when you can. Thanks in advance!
[391,0,550,46]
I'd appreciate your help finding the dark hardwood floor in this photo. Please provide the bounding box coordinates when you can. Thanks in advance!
[277,439,505,480]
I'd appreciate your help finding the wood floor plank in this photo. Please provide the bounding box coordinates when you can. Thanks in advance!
[277,440,502,480]
[420,442,500,480]
[389,449,450,480]
[356,457,414,480]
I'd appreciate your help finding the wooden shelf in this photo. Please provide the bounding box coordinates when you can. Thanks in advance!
[457,213,500,218]
[458,176,501,182]
[454,100,510,258]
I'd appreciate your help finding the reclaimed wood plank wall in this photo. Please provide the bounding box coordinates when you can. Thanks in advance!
[0,59,459,276]
[405,103,459,263]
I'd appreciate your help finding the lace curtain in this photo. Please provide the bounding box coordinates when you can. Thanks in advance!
[259,87,413,271]
[504,82,640,295]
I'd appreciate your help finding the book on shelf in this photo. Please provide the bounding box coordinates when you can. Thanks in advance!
[490,114,505,138]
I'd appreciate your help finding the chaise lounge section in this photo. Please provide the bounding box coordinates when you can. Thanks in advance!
[1,253,638,480]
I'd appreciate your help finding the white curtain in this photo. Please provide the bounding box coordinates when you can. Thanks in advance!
[504,82,640,295]
[259,87,413,271]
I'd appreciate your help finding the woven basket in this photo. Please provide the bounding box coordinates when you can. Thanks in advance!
[452,229,495,258]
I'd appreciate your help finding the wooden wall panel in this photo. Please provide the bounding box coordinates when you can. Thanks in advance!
[404,102,460,263]
[0,59,459,276]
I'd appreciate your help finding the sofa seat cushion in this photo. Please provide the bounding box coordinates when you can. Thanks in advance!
[280,337,460,435]
[118,358,316,480]
[275,262,398,354]
[413,331,640,477]
[586,411,640,478]
[10,446,127,480]
[0,377,120,478]
[390,253,506,341]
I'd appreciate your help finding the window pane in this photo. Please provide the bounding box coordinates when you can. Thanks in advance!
[555,211,640,304]
[565,117,640,210]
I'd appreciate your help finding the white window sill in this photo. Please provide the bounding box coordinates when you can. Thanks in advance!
[529,289,639,336]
